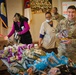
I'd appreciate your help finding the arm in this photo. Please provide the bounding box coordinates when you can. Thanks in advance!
[56,19,76,45]
[18,21,30,35]
[39,34,44,48]
[55,22,61,33]
[38,23,45,48]
[7,24,15,38]
[71,30,76,45]
[55,20,63,39]
[63,30,76,44]
[71,39,76,44]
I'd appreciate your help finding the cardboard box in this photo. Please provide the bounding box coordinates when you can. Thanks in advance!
[0,60,7,71]
[0,40,8,50]
[0,37,4,41]
[0,60,3,67]
[0,37,8,50]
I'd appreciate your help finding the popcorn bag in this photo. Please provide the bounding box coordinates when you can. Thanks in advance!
[59,30,69,43]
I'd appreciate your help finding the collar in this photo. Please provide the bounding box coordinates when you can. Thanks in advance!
[67,19,76,26]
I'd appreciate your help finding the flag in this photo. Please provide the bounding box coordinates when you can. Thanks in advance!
[0,0,8,28]
[24,0,32,24]
[24,0,30,8]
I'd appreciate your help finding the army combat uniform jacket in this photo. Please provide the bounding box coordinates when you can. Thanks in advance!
[56,18,76,63]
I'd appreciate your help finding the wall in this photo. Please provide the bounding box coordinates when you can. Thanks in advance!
[6,0,23,39]
[30,13,45,42]
[4,0,73,42]
[52,0,58,8]
[6,0,45,42]
[52,0,72,14]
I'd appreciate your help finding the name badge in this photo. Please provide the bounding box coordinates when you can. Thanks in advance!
[21,26,24,30]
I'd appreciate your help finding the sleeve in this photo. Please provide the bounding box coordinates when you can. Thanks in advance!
[7,24,15,38]
[39,34,44,38]
[56,19,67,33]
[18,21,30,35]
[56,21,62,33]
[72,39,76,45]
[55,20,62,37]
[71,29,76,45]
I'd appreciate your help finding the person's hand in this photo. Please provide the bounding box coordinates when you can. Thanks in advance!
[58,33,63,39]
[38,43,42,48]
[38,38,43,48]
[4,36,8,40]
[48,67,60,75]
[62,39,72,44]
[27,67,33,75]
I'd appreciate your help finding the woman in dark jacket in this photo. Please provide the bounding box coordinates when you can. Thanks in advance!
[7,13,32,44]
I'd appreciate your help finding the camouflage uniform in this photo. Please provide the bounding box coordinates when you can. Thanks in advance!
[52,14,65,22]
[56,18,76,63]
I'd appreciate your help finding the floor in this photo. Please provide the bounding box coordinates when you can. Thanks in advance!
[0,63,10,75]
[0,70,10,75]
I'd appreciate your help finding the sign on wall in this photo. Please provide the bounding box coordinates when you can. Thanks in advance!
[62,1,76,18]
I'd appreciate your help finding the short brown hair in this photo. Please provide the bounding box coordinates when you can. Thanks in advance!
[67,5,76,10]
[45,12,52,16]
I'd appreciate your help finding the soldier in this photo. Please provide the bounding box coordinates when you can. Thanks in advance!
[51,7,65,22]
[56,5,76,63]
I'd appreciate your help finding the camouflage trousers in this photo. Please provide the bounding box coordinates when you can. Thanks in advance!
[58,43,76,63]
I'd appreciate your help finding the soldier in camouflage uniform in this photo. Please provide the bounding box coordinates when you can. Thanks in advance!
[56,5,76,63]
[52,7,65,22]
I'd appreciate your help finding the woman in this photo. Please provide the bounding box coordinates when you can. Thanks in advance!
[39,12,58,54]
[7,13,32,44]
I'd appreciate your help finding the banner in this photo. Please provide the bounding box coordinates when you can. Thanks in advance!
[0,0,8,28]
[24,0,30,8]
[24,0,32,24]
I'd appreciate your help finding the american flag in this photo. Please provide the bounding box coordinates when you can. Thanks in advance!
[24,0,32,24]
[0,0,8,28]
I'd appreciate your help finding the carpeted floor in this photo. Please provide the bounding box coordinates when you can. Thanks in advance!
[0,70,10,75]
[0,63,10,75]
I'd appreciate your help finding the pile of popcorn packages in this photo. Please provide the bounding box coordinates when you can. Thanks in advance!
[0,43,76,75]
